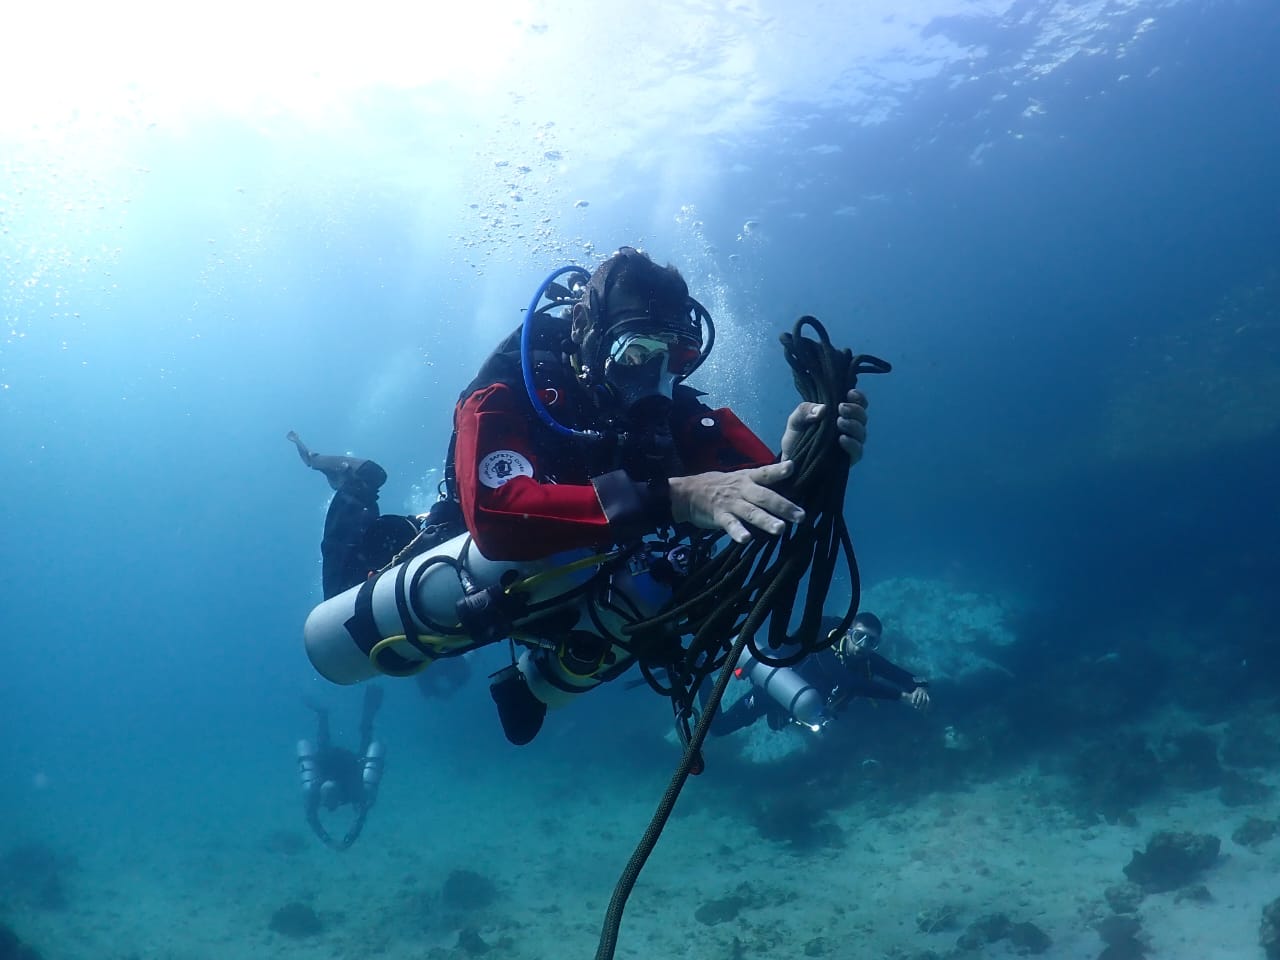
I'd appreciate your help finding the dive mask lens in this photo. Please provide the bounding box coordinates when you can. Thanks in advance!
[607,331,700,377]
[848,628,877,652]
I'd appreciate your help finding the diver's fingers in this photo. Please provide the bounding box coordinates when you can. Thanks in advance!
[838,402,867,427]
[837,416,867,441]
[785,401,824,431]
[741,463,803,519]
[745,459,794,487]
[729,501,788,537]
[838,390,869,464]
[743,484,805,528]
[718,513,754,545]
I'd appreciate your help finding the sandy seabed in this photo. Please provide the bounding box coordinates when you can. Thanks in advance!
[7,725,1280,960]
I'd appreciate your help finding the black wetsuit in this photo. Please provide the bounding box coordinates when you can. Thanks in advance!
[318,460,400,599]
[712,649,923,735]
[288,432,431,600]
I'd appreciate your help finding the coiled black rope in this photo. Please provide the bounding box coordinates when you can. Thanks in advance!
[593,317,891,960]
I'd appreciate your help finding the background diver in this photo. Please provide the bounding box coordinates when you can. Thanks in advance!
[711,612,930,736]
[296,685,386,850]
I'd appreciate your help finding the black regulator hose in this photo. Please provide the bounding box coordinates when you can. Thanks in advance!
[593,316,890,960]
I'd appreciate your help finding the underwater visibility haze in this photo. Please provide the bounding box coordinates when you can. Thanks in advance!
[1,1,1279,958]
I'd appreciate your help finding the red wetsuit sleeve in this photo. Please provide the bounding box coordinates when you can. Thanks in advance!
[455,386,777,560]
[454,383,615,560]
[675,405,776,473]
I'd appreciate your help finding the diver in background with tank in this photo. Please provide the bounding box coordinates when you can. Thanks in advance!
[296,685,385,850]
[288,431,426,600]
[710,612,929,736]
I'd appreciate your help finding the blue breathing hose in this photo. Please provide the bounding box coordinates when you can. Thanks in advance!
[521,264,597,439]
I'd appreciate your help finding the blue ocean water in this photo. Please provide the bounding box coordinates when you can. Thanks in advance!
[2,1,1278,958]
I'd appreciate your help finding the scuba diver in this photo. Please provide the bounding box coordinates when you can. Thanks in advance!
[452,247,869,744]
[293,246,870,748]
[288,431,420,601]
[296,685,385,850]
[710,612,930,736]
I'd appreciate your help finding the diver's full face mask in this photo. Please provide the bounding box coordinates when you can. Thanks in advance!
[598,312,702,410]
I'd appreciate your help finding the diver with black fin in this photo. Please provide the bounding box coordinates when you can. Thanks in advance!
[288,430,385,491]
[289,431,419,599]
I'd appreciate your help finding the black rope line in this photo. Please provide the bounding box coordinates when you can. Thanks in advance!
[593,316,891,960]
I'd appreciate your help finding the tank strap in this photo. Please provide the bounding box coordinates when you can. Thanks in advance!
[344,578,417,675]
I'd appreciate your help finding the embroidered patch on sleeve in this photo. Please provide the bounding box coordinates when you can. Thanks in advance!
[478,450,535,489]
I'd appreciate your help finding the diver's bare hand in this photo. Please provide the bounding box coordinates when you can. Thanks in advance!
[779,389,869,464]
[903,687,931,710]
[668,461,805,544]
[836,389,869,462]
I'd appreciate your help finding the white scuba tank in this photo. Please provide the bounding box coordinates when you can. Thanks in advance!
[303,531,676,704]
[303,531,570,684]
[735,649,830,730]
[296,739,320,796]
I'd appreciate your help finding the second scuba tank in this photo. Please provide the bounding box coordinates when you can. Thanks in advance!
[303,531,545,684]
[361,741,385,803]
[516,631,614,709]
[296,739,320,796]
[514,549,676,709]
[736,649,830,730]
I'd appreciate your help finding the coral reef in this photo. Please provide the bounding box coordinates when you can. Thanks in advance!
[744,790,845,852]
[1063,733,1163,822]
[422,929,515,960]
[1060,726,1270,822]
[1122,831,1220,893]
[1008,921,1052,954]
[456,926,491,955]
[1262,896,1280,960]
[268,901,323,937]
[442,868,498,911]
[736,713,812,764]
[1103,882,1145,914]
[860,578,1018,683]
[1220,716,1280,768]
[1233,816,1279,849]
[1156,731,1222,791]
[952,912,1050,954]
[694,895,748,925]
[801,936,827,956]
[1095,914,1146,959]
[1219,769,1274,807]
